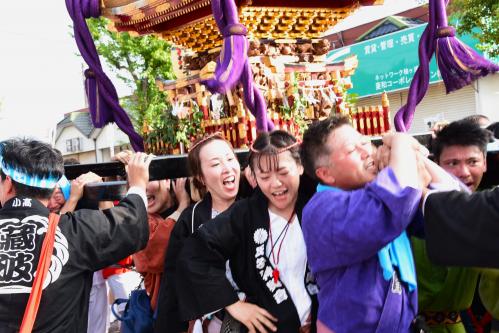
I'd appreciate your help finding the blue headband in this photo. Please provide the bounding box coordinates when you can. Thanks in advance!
[57,175,72,201]
[0,155,60,190]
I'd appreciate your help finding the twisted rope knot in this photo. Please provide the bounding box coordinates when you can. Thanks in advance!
[436,26,455,38]
[222,23,248,38]
[84,68,95,78]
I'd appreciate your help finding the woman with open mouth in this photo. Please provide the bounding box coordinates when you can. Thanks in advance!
[154,132,243,333]
[175,130,318,333]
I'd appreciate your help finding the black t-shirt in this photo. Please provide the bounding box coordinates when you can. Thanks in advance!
[0,194,148,332]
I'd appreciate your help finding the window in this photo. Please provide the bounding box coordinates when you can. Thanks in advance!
[66,138,81,152]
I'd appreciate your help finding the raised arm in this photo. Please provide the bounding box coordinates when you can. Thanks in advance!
[382,132,429,189]
[60,172,103,214]
[68,153,152,270]
[170,177,191,220]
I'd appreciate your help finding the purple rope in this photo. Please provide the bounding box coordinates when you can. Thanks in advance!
[66,0,144,151]
[394,0,436,132]
[395,0,498,132]
[203,0,274,131]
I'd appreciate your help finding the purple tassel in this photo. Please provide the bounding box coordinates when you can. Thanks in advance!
[395,0,498,132]
[434,0,498,93]
[66,0,144,152]
[436,26,499,93]
[203,0,274,132]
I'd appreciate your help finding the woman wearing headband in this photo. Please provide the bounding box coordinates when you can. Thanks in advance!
[154,132,242,333]
[175,131,318,333]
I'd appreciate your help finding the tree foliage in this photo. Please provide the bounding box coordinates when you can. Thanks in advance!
[449,0,499,58]
[86,17,177,140]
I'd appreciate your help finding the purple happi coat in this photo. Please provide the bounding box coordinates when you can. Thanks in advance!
[302,168,421,333]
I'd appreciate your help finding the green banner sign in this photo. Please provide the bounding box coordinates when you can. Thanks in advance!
[326,23,481,97]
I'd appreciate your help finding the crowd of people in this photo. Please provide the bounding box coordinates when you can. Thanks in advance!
[0,114,497,333]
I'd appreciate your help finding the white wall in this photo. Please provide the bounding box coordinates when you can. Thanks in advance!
[63,151,97,164]
[475,74,499,123]
[101,148,111,162]
[95,124,131,154]
[55,126,95,155]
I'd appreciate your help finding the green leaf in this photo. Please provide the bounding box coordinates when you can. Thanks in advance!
[449,0,499,58]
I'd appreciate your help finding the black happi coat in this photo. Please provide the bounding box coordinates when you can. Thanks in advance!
[0,195,148,333]
[176,189,318,332]
[154,194,214,333]
[424,188,499,268]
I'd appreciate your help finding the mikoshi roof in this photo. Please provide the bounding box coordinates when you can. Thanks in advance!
[102,0,384,52]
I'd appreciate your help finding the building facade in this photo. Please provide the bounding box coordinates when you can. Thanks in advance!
[54,109,131,164]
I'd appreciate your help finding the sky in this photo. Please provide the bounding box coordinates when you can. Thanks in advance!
[0,0,422,143]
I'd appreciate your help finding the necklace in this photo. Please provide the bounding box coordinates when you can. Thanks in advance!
[268,210,295,283]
